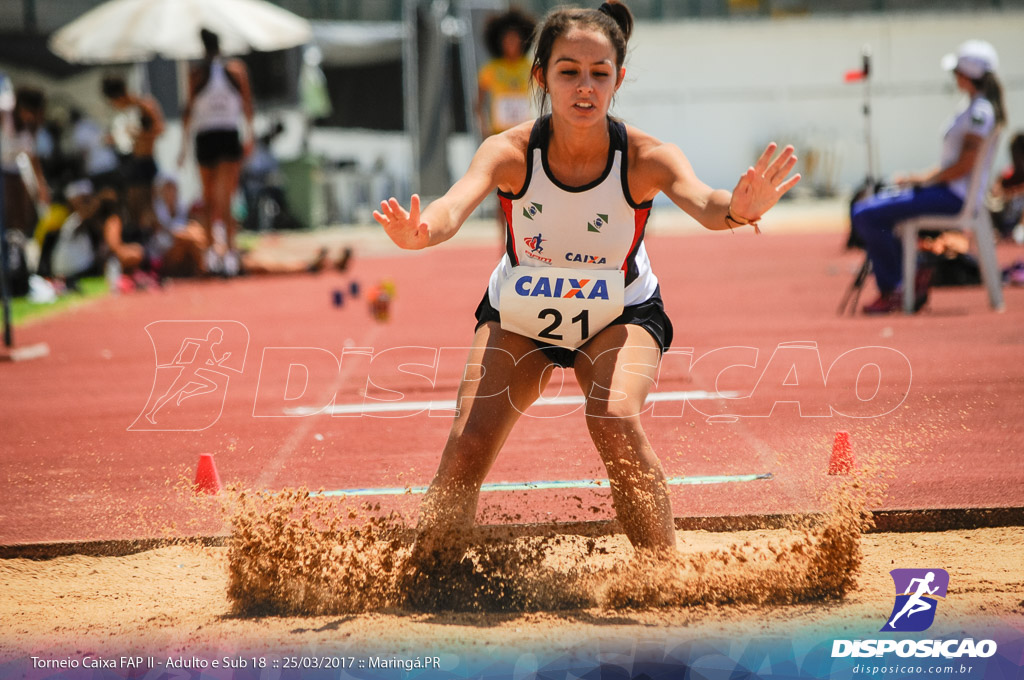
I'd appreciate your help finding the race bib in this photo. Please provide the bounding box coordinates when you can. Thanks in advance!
[499,266,625,349]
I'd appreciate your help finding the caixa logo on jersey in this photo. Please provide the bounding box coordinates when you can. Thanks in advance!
[513,274,610,300]
[564,252,607,265]
[832,568,997,660]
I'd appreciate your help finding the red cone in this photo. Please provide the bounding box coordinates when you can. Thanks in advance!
[828,431,854,475]
[193,453,222,494]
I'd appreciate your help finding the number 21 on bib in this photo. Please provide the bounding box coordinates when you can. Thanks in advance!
[499,267,625,349]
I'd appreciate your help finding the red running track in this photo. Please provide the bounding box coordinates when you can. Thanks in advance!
[2,228,1022,544]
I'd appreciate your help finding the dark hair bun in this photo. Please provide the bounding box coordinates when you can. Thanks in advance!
[101,75,126,100]
[200,28,220,55]
[15,86,45,111]
[599,1,633,43]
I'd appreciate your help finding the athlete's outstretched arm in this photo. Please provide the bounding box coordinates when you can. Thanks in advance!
[643,140,801,232]
[374,134,516,249]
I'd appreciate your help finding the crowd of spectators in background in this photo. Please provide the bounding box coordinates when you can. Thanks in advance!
[1,42,349,306]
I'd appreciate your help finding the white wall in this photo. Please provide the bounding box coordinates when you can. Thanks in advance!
[613,11,1024,200]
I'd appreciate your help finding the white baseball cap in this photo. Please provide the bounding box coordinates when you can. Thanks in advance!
[65,179,93,200]
[941,40,998,80]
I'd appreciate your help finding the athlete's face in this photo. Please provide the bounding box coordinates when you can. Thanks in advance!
[538,28,624,126]
[952,69,977,95]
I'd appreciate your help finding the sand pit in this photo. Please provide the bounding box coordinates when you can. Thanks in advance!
[2,525,1021,661]
[220,483,871,617]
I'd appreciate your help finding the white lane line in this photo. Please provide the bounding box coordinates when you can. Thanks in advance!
[284,389,741,416]
[316,472,773,497]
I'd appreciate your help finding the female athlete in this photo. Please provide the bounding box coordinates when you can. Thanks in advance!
[375,0,800,560]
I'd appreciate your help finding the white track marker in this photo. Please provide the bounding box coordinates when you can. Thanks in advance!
[285,389,740,416]
[0,342,50,362]
[316,472,772,497]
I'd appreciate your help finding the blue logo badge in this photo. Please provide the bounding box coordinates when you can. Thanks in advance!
[524,233,545,253]
[882,569,949,632]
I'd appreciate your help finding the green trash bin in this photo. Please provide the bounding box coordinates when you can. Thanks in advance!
[279,154,326,230]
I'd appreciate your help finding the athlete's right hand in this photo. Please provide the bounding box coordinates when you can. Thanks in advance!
[374,195,431,250]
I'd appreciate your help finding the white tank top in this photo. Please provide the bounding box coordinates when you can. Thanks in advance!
[1,113,35,173]
[940,95,996,202]
[191,58,244,133]
[487,115,659,308]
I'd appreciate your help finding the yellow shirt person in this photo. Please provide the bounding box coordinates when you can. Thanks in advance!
[478,55,533,135]
[476,9,536,137]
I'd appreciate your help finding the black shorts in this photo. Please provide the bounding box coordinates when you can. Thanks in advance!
[195,129,243,167]
[89,168,124,193]
[474,285,674,369]
[125,156,158,186]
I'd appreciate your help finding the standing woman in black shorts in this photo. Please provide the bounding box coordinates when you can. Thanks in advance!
[101,75,164,232]
[179,29,254,276]
[375,0,800,560]
[1,87,49,237]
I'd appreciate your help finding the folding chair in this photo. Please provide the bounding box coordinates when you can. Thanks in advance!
[897,127,1004,314]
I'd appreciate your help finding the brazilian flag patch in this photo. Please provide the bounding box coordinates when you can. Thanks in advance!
[588,213,609,233]
[522,202,543,220]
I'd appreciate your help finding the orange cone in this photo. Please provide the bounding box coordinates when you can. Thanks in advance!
[193,453,222,494]
[828,431,854,475]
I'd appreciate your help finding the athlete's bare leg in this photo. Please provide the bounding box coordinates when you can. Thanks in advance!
[198,165,219,247]
[574,325,677,552]
[215,159,243,250]
[411,321,555,564]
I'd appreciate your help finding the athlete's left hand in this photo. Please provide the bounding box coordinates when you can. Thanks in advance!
[728,143,801,224]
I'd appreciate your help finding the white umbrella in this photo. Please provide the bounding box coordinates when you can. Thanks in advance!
[49,0,313,64]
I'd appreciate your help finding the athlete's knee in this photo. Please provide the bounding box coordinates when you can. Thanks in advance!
[584,392,646,422]
[585,410,645,450]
